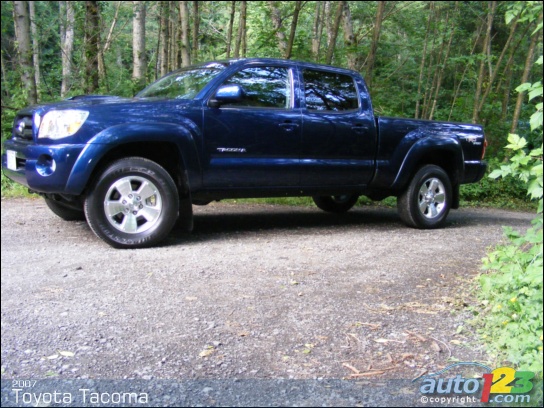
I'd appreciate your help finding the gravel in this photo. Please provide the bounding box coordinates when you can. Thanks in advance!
[0,198,535,406]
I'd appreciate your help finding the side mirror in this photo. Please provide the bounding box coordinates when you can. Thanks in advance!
[208,84,244,108]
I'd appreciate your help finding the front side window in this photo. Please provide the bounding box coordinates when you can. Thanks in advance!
[302,69,359,112]
[220,66,292,109]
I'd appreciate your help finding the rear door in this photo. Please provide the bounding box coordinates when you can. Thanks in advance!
[202,65,301,188]
[300,68,376,186]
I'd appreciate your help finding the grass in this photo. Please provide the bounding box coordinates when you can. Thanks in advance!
[223,196,398,208]
[1,173,34,198]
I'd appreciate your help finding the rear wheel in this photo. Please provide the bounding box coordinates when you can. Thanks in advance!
[312,194,359,213]
[84,157,179,248]
[398,165,452,229]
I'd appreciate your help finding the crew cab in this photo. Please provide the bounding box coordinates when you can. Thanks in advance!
[2,58,487,248]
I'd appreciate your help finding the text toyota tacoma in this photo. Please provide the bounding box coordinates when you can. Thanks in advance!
[2,58,487,248]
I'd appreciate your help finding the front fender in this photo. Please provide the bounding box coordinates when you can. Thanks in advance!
[64,122,201,195]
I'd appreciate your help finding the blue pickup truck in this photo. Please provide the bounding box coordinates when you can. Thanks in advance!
[2,58,487,248]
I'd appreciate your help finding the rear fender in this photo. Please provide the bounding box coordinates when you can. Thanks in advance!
[390,131,464,192]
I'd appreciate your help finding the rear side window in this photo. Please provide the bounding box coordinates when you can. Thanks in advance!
[302,69,359,112]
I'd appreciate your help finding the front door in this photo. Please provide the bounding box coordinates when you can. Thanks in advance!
[203,65,301,188]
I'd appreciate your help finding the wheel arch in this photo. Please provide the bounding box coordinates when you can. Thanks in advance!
[391,136,463,208]
[65,123,202,198]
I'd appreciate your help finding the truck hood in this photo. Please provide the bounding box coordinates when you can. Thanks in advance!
[17,95,193,116]
[15,96,196,145]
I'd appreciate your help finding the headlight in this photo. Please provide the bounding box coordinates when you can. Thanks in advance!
[38,110,89,139]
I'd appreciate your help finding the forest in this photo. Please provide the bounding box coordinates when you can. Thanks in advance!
[1,1,542,160]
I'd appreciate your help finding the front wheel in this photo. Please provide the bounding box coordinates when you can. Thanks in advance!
[397,165,452,229]
[84,157,179,248]
[312,194,359,213]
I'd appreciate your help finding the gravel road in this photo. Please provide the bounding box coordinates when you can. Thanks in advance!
[0,198,535,406]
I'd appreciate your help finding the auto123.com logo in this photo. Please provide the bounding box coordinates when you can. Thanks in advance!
[415,362,536,404]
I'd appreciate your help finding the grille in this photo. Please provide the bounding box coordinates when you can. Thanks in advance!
[13,116,34,141]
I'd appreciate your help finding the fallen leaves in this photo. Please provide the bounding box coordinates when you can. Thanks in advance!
[199,346,215,358]
[373,338,404,344]
[45,350,75,360]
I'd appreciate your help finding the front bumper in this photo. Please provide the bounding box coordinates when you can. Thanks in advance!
[2,139,85,194]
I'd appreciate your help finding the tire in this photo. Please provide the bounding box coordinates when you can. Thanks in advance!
[84,157,179,248]
[397,164,452,229]
[312,194,359,213]
[44,198,86,221]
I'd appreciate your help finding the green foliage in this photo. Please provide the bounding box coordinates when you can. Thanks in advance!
[478,140,542,375]
[476,21,543,377]
[0,172,33,198]
[460,158,534,209]
[478,218,543,375]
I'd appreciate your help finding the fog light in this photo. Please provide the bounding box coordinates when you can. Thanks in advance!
[36,154,56,177]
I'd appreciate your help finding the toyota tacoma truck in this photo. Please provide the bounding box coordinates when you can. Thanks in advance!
[2,58,487,248]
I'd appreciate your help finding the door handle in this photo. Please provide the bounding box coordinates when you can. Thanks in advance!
[351,124,368,133]
[278,122,299,132]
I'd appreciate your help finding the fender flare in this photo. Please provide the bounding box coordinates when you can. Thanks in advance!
[64,122,202,196]
[390,132,465,192]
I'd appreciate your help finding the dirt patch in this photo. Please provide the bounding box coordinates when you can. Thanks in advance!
[0,198,535,405]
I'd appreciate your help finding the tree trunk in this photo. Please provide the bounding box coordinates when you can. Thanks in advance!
[472,1,496,124]
[60,1,75,98]
[1,45,10,99]
[477,15,520,114]
[226,1,236,58]
[421,4,441,120]
[429,4,457,120]
[170,2,179,70]
[324,1,344,65]
[98,1,121,91]
[241,1,247,57]
[324,1,332,49]
[179,1,191,67]
[234,1,246,58]
[365,1,385,87]
[269,1,287,57]
[132,1,146,91]
[13,1,37,104]
[311,2,322,60]
[341,1,357,70]
[510,12,542,134]
[28,1,40,98]
[158,1,169,76]
[415,2,433,119]
[448,22,484,121]
[285,1,302,59]
[84,1,100,94]
[192,1,199,62]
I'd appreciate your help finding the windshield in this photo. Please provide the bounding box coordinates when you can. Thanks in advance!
[137,64,227,99]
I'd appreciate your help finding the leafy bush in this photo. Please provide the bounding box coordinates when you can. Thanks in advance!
[476,56,543,378]
[479,221,543,374]
[460,158,533,209]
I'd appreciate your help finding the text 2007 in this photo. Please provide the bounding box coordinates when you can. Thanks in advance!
[12,380,37,388]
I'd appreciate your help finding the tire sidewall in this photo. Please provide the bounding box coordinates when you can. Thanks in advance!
[44,198,85,221]
[313,194,359,213]
[408,165,452,229]
[85,158,179,248]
